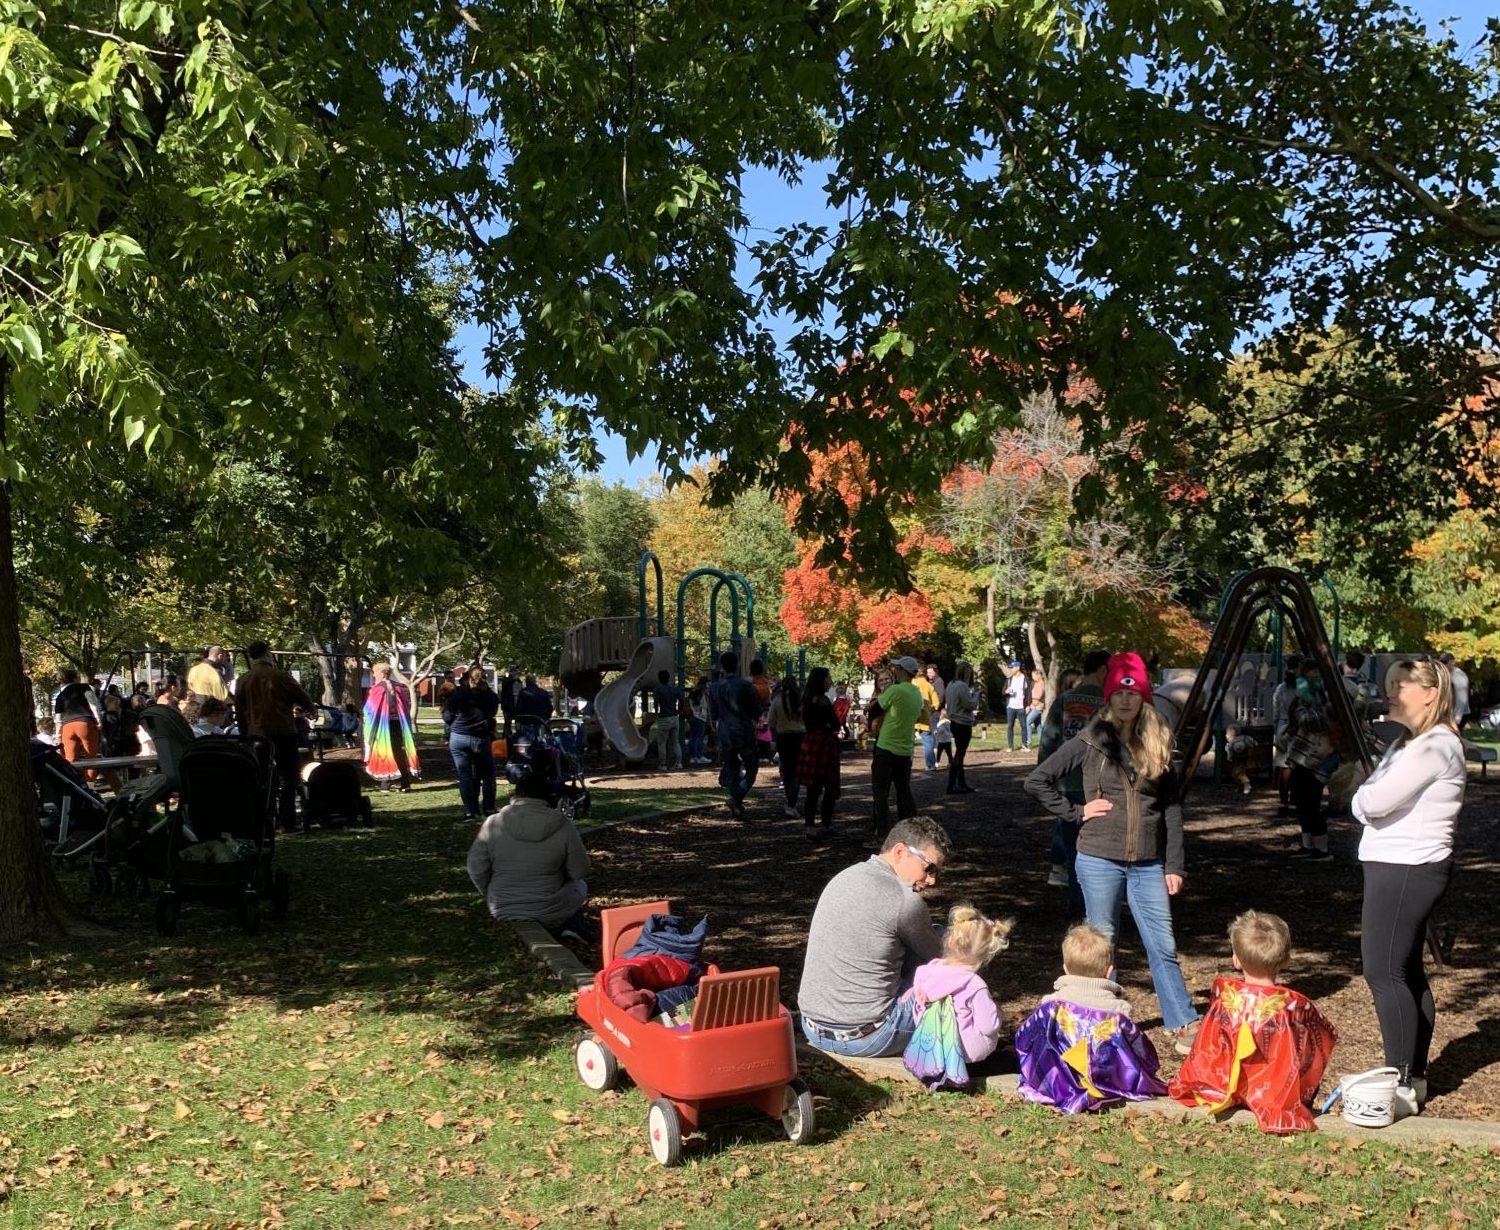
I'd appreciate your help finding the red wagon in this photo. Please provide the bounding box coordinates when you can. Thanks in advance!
[573,900,816,1165]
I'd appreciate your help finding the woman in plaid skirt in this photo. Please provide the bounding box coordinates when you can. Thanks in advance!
[798,667,842,842]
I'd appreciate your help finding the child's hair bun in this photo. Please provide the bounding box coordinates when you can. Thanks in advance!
[944,903,1015,968]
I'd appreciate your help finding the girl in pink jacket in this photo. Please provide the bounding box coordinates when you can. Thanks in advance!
[910,906,1011,1062]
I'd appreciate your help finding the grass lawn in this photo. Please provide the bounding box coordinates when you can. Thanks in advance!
[3,787,1498,1229]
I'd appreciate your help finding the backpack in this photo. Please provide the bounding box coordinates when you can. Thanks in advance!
[677,693,693,720]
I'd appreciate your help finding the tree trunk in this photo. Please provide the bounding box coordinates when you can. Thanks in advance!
[0,358,77,942]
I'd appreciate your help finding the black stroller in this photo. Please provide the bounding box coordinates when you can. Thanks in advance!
[506,722,591,820]
[154,734,289,935]
[299,758,374,830]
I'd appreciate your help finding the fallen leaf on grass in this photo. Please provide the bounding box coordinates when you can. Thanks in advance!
[1092,1152,1120,1166]
[847,1182,867,1193]
[424,1112,447,1129]
[173,1101,192,1121]
[1167,1179,1193,1203]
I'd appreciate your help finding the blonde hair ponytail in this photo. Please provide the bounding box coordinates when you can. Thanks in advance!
[943,904,1014,970]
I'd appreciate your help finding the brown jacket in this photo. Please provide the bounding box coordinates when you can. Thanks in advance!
[234,659,315,737]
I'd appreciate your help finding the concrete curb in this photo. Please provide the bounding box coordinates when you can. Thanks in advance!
[580,801,724,839]
[802,1050,1500,1148]
[510,919,593,988]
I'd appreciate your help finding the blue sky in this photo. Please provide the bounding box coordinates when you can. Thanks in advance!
[453,0,1493,485]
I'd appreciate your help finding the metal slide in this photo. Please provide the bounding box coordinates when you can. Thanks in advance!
[594,637,677,762]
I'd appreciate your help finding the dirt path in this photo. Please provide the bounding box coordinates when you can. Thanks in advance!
[580,748,1500,1121]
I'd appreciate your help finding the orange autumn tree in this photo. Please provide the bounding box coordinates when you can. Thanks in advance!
[779,442,984,672]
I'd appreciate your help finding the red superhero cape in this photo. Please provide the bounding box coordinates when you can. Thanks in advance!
[1169,976,1337,1134]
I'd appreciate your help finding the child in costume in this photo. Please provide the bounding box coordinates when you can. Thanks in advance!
[1016,924,1167,1113]
[902,906,1010,1090]
[1170,910,1337,1134]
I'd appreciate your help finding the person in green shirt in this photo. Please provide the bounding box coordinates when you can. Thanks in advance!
[869,656,931,838]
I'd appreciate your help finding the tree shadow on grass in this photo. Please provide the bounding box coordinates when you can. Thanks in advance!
[2,799,579,1062]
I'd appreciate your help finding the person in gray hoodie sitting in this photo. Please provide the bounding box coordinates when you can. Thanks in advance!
[466,761,590,937]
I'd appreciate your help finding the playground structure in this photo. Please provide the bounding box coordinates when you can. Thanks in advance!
[560,554,786,762]
[1165,568,1373,794]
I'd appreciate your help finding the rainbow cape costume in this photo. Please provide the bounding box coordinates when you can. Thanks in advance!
[903,995,970,1091]
[1169,976,1337,1134]
[362,681,420,784]
[1015,1001,1167,1113]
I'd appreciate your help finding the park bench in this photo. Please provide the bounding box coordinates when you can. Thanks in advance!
[1462,740,1496,778]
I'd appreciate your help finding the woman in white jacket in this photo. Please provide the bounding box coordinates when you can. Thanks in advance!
[1353,658,1465,1115]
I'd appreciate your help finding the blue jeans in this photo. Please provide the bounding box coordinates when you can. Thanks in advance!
[919,728,936,770]
[1026,709,1043,742]
[449,732,496,817]
[1007,706,1029,749]
[1073,852,1198,1030]
[687,716,706,761]
[801,994,918,1058]
[719,743,759,805]
[1050,811,1085,918]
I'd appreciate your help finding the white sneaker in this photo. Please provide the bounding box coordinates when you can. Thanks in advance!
[1047,866,1069,888]
[783,804,800,819]
[1410,1076,1429,1106]
[1241,783,1252,796]
[1394,1084,1420,1119]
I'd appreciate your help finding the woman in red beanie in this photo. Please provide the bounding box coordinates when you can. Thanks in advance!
[1025,652,1200,1053]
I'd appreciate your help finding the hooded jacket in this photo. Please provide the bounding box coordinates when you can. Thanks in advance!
[1024,717,1185,875]
[911,959,1001,1063]
[466,796,590,927]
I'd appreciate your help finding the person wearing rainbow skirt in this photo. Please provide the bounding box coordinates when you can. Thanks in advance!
[363,663,420,792]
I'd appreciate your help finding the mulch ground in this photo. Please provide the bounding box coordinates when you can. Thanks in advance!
[574,748,1500,1122]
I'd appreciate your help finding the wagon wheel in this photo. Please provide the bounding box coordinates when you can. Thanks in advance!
[574,1033,619,1092]
[646,1099,683,1166]
[782,1078,816,1144]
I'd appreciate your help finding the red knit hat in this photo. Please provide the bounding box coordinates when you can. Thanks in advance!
[1104,652,1153,704]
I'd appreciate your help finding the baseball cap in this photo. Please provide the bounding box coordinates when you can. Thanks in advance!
[890,656,921,675]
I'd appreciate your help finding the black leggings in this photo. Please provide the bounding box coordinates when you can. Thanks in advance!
[1289,766,1325,838]
[948,723,973,789]
[803,783,836,826]
[1362,858,1452,1079]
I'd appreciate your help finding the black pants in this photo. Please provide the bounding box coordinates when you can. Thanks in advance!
[1362,858,1452,1079]
[776,732,803,805]
[1289,766,1325,837]
[268,733,302,830]
[389,718,413,788]
[871,746,915,837]
[803,783,836,827]
[948,723,973,790]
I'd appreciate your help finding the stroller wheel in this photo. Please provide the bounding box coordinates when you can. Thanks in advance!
[89,861,113,897]
[237,895,261,936]
[154,894,179,936]
[646,1099,683,1166]
[269,869,291,921]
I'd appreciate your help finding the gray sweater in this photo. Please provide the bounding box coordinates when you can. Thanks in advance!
[466,797,590,928]
[798,856,943,1027]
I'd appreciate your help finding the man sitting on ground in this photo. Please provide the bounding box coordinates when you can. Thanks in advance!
[798,817,952,1058]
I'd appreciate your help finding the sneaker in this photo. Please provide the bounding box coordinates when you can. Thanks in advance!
[1241,783,1252,796]
[1410,1076,1429,1106]
[1047,866,1069,888]
[1171,1022,1201,1056]
[1300,849,1334,863]
[1394,1084,1420,1119]
[783,804,801,819]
